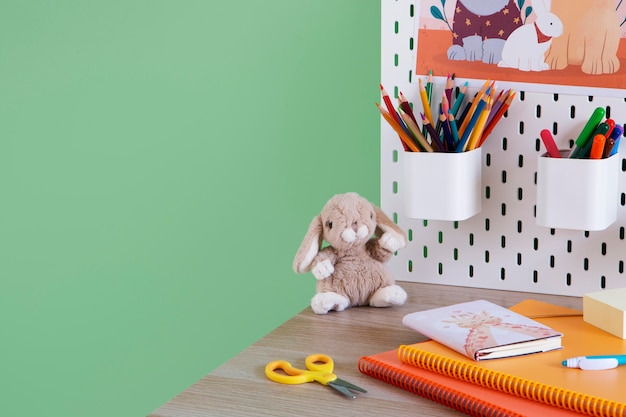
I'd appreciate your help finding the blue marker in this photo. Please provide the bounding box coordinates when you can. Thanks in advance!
[609,124,623,156]
[562,355,626,370]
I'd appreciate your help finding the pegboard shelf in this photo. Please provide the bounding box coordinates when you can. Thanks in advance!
[381,0,626,296]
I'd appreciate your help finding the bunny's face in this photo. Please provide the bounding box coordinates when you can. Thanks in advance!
[320,193,377,250]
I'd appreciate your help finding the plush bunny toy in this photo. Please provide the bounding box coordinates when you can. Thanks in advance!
[293,192,408,314]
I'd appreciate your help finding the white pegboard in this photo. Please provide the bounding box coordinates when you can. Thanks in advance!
[381,0,626,296]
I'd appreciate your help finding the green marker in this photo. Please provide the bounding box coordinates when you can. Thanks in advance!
[568,107,605,158]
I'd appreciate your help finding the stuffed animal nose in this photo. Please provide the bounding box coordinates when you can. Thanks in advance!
[351,221,358,232]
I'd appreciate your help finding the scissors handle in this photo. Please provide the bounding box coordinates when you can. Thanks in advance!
[304,353,334,373]
[265,356,336,385]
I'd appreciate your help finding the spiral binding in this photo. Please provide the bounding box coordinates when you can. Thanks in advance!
[358,356,521,417]
[397,345,626,417]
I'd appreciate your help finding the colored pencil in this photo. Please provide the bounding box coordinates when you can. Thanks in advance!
[420,113,445,152]
[441,111,454,151]
[466,97,491,151]
[458,80,490,139]
[399,110,434,152]
[485,89,508,127]
[444,73,454,105]
[426,70,433,106]
[450,81,468,117]
[456,94,488,152]
[380,84,409,151]
[448,112,460,146]
[418,77,434,126]
[398,92,418,125]
[479,90,516,146]
[376,103,420,152]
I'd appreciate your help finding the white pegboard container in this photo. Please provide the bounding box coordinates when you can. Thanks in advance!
[381,0,626,296]
[536,152,620,231]
[402,148,482,221]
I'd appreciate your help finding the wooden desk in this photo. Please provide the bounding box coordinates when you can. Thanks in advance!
[149,282,582,417]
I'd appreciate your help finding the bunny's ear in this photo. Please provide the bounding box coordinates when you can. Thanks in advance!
[373,204,407,248]
[533,0,548,13]
[293,215,324,273]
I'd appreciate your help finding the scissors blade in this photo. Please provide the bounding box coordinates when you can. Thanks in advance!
[327,382,357,399]
[333,378,367,393]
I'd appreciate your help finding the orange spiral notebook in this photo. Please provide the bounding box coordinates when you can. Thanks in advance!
[398,300,626,417]
[358,349,581,417]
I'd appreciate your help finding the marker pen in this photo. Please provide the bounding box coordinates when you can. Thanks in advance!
[562,355,626,370]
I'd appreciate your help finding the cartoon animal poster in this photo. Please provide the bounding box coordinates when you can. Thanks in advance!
[415,0,626,94]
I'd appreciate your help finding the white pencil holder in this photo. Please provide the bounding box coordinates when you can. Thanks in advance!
[402,148,482,221]
[536,151,619,231]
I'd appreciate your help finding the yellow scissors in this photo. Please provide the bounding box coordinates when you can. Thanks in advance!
[265,353,367,399]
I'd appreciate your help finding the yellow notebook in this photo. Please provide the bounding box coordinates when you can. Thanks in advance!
[399,300,626,417]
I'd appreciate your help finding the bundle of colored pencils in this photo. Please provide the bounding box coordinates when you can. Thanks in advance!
[377,74,516,153]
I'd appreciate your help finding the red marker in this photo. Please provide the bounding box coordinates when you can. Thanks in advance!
[540,129,561,158]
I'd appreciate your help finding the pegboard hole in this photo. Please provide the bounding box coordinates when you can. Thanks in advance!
[408,229,413,241]
[408,260,413,272]
[469,265,474,277]
[394,21,399,34]
[518,155,524,168]
[423,246,428,258]
[485,250,490,263]
[393,181,398,194]
[517,220,522,233]
[500,268,505,280]
[453,248,458,260]
[533,270,538,283]
[566,273,572,286]
[619,261,624,274]
[552,122,558,134]
[517,253,522,265]
[601,276,606,288]
[536,105,541,118]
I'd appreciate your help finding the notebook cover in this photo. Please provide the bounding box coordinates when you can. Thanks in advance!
[402,299,563,360]
[399,300,626,417]
[358,349,580,417]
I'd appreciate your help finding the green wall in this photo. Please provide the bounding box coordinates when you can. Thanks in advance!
[1,1,380,416]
